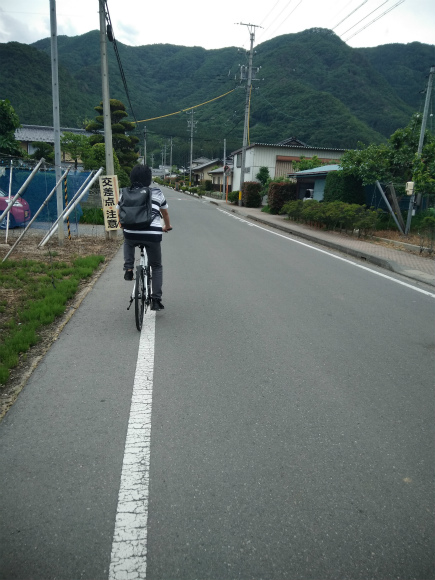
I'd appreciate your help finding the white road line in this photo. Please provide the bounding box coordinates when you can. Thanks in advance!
[109,312,156,580]
[218,209,435,299]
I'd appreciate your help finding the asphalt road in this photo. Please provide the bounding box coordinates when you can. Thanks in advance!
[0,186,434,580]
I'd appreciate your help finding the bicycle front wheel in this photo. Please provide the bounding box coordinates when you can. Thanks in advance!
[135,266,145,331]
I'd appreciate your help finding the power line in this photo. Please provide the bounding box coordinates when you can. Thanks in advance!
[343,0,405,42]
[103,0,138,126]
[339,0,392,38]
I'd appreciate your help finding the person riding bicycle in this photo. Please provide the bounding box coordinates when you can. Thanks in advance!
[119,164,172,311]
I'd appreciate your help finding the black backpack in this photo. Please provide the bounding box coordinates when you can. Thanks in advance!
[118,186,153,229]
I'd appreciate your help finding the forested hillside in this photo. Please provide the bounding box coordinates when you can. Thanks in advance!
[1,28,433,164]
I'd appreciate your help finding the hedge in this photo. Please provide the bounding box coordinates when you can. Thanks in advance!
[280,200,382,236]
[267,181,297,214]
[323,172,366,204]
[242,182,262,208]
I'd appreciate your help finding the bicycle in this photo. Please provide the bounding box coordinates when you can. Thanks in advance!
[127,245,152,331]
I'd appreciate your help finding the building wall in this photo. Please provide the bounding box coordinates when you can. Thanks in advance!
[232,146,345,191]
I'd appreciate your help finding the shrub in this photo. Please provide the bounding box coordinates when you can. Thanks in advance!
[324,171,366,204]
[80,208,104,225]
[268,181,297,214]
[203,180,213,191]
[280,200,303,221]
[301,200,323,226]
[281,199,381,235]
[228,190,239,204]
[242,182,262,208]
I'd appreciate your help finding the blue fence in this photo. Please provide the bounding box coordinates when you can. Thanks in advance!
[0,169,92,223]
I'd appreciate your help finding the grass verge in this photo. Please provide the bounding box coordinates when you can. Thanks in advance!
[0,255,105,385]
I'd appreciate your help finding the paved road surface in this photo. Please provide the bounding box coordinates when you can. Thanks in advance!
[1,186,434,580]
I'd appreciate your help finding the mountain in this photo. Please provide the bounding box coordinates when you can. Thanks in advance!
[1,28,433,164]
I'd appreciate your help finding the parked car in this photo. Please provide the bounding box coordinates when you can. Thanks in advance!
[0,187,31,228]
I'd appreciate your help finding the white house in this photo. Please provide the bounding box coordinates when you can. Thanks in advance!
[231,137,346,191]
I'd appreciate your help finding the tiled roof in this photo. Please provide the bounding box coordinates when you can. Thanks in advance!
[15,125,93,142]
[191,159,221,171]
[231,142,346,155]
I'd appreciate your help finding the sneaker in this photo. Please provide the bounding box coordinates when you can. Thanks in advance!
[151,299,164,311]
[124,270,133,281]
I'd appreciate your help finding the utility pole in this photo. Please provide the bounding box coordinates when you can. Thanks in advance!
[99,0,116,239]
[237,22,262,203]
[143,126,147,165]
[169,137,173,175]
[405,65,435,234]
[99,0,114,177]
[151,152,154,168]
[188,110,197,186]
[49,0,64,244]
[223,138,226,200]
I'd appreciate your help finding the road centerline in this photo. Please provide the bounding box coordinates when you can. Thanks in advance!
[109,311,156,580]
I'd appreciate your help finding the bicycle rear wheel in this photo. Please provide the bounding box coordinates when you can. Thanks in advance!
[135,266,145,331]
[145,265,152,309]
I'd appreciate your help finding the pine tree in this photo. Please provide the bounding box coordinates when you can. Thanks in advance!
[85,99,139,176]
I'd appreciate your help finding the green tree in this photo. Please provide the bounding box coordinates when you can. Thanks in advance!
[0,99,22,156]
[86,99,139,176]
[31,141,54,162]
[60,132,91,170]
[323,171,366,204]
[340,114,435,196]
[293,155,326,172]
[256,166,270,186]
[82,143,129,187]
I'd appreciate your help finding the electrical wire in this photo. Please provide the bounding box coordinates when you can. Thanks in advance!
[133,88,238,124]
[339,0,392,38]
[343,0,405,42]
[103,0,139,128]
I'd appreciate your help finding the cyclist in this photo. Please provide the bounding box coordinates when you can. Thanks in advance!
[120,164,172,311]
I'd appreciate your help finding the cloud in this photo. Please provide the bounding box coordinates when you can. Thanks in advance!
[114,21,142,47]
[0,8,50,44]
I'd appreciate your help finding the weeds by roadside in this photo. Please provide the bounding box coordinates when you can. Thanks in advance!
[0,255,105,385]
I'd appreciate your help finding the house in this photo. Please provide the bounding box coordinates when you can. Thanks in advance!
[189,156,213,169]
[287,164,340,200]
[208,163,233,193]
[14,125,93,157]
[190,158,222,186]
[231,137,346,191]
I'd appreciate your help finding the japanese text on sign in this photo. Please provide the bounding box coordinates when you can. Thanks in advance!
[99,175,120,231]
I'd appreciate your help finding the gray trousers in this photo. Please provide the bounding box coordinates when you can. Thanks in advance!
[123,237,163,300]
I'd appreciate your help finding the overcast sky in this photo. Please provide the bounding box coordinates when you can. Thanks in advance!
[0,0,434,52]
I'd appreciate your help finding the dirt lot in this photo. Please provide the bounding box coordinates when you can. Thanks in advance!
[0,230,122,419]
